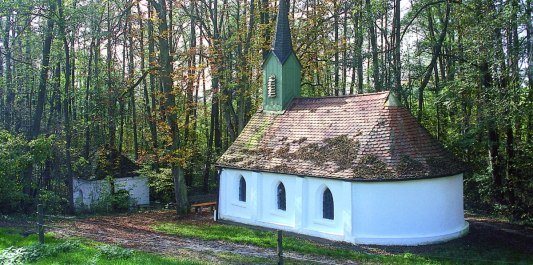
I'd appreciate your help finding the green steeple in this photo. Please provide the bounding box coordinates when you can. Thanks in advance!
[262,0,301,113]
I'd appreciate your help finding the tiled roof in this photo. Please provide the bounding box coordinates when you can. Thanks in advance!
[272,0,293,64]
[217,92,466,181]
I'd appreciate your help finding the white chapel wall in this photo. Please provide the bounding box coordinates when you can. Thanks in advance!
[219,169,257,220]
[218,168,352,242]
[301,177,351,238]
[257,172,299,228]
[350,174,468,245]
[219,169,468,246]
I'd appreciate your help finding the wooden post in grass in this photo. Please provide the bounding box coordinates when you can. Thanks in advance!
[37,203,44,244]
[277,230,283,265]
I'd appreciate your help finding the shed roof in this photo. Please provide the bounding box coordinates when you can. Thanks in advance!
[217,91,466,181]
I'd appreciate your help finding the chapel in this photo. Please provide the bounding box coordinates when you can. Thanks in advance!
[216,0,468,245]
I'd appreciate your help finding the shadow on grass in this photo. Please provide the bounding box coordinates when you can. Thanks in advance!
[152,221,532,265]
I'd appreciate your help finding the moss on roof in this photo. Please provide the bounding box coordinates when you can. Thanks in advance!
[217,92,466,181]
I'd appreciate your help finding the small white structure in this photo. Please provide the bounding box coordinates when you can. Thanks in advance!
[115,177,150,205]
[73,178,111,210]
[73,176,150,211]
[217,0,468,246]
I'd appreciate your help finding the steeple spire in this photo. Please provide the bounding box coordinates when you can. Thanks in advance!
[272,0,293,64]
[262,0,300,113]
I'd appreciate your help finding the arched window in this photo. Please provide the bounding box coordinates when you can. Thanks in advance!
[323,188,334,220]
[239,176,246,202]
[277,182,286,211]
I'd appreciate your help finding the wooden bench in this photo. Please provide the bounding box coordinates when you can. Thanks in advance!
[191,201,216,213]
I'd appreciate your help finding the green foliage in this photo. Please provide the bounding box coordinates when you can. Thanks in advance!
[464,173,494,212]
[138,165,174,204]
[111,189,132,212]
[38,190,69,214]
[87,182,133,214]
[0,133,28,213]
[28,136,55,166]
[0,228,202,265]
[95,244,133,259]
[73,157,93,180]
[0,131,54,213]
[505,144,533,223]
[0,240,80,264]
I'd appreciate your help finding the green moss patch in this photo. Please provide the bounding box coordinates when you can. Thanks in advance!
[245,118,275,150]
[283,135,360,170]
[352,155,394,179]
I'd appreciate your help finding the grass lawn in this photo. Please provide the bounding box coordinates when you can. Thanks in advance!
[0,228,202,265]
[153,222,532,265]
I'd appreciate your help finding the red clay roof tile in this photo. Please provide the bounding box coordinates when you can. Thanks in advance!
[217,91,466,181]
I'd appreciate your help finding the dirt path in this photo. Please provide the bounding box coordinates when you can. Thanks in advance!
[49,212,357,265]
[8,211,532,264]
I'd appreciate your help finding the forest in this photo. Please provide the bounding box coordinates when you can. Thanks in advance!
[0,0,531,222]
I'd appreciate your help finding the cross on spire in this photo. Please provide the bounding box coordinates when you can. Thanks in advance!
[272,0,293,64]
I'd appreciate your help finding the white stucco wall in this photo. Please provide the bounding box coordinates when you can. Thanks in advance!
[351,174,468,245]
[115,176,150,205]
[73,178,111,210]
[218,168,468,246]
[219,169,350,241]
[73,176,150,211]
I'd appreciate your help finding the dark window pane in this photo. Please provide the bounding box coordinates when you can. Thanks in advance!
[239,177,246,202]
[323,188,334,220]
[277,182,286,211]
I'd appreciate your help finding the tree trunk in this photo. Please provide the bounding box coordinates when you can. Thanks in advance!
[58,0,75,213]
[3,14,14,130]
[151,0,188,214]
[201,60,211,192]
[365,0,380,91]
[128,10,139,160]
[260,0,270,60]
[147,2,159,161]
[527,0,533,143]
[31,2,55,139]
[107,1,116,147]
[354,0,363,94]
[417,3,450,122]
[184,3,197,148]
[393,0,402,96]
[118,100,125,154]
[334,0,340,96]
[84,39,94,159]
[0,19,4,124]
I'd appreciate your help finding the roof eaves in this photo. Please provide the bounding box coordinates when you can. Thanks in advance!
[216,163,465,182]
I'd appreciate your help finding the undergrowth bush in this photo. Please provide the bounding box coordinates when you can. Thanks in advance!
[464,167,532,225]
[96,244,133,259]
[138,166,174,204]
[0,240,80,264]
[111,190,132,212]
